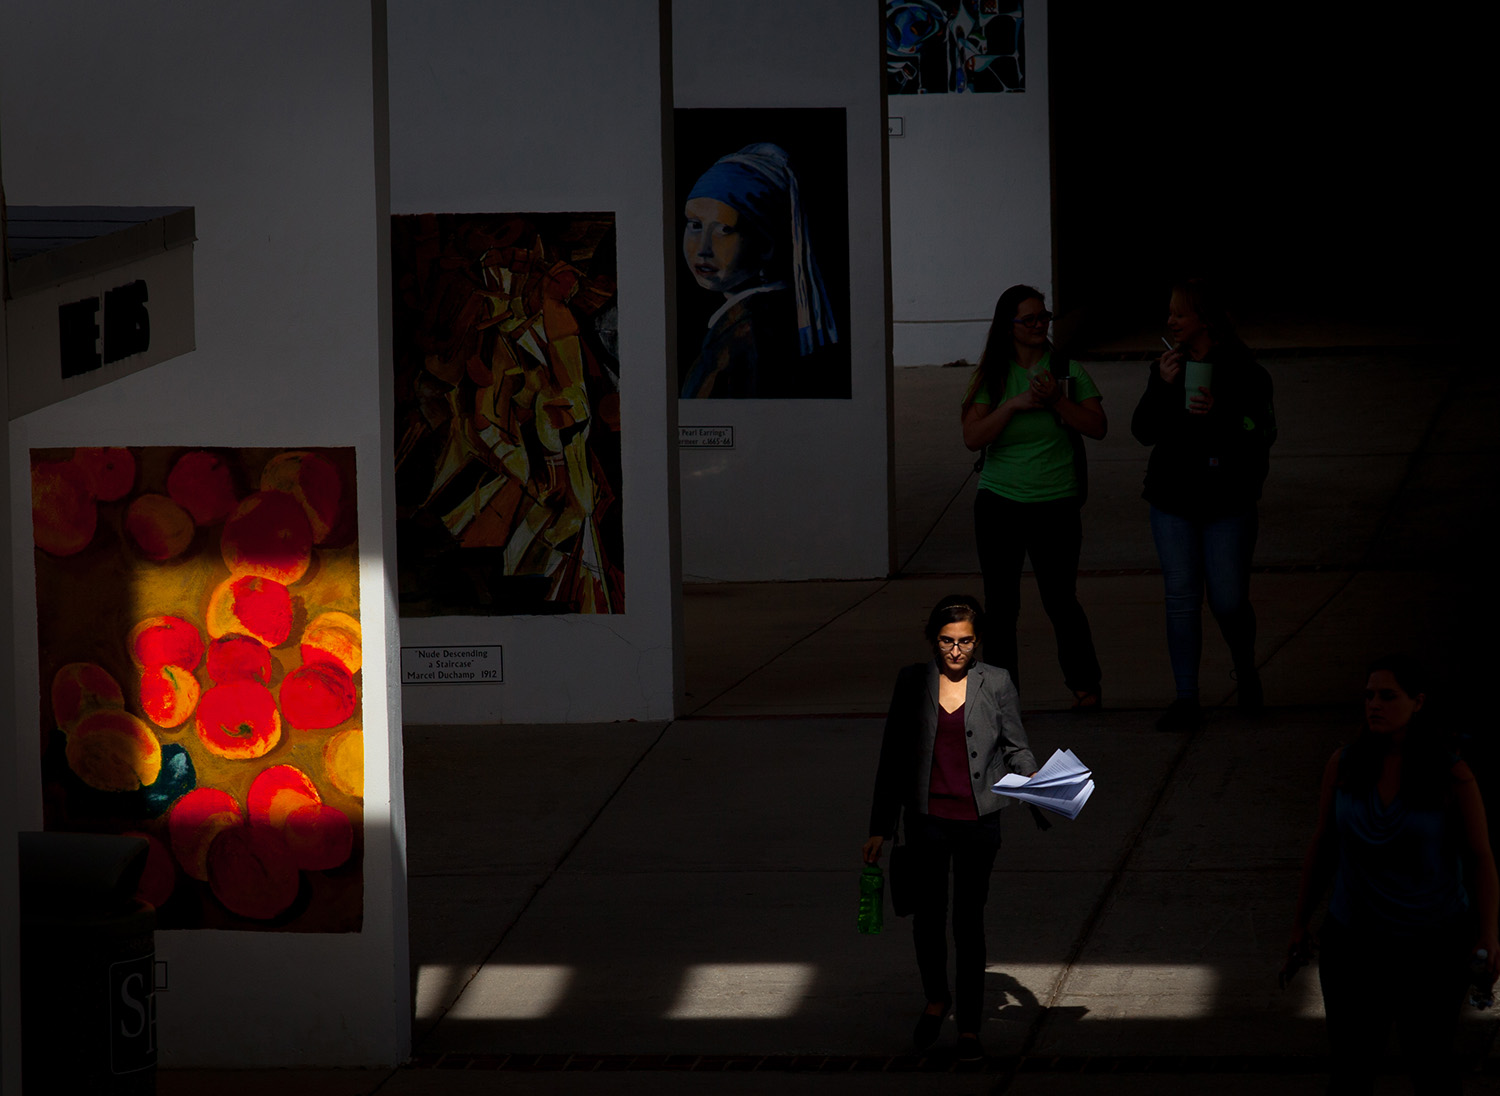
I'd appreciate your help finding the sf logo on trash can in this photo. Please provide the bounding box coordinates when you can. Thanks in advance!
[110,953,156,1074]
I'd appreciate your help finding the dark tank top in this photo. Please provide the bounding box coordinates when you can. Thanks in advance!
[1329,768,1467,933]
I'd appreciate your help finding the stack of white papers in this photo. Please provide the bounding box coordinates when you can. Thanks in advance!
[992,748,1094,820]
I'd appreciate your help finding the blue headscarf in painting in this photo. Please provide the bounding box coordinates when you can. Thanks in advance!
[687,143,839,355]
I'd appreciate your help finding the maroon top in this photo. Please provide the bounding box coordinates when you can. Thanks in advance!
[927,702,978,820]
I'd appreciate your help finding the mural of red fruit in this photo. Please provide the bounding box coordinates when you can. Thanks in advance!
[194,680,282,759]
[260,451,343,544]
[206,824,300,920]
[34,444,363,934]
[71,447,137,501]
[125,493,196,561]
[205,574,293,647]
[220,490,314,584]
[66,710,162,792]
[247,766,352,871]
[324,728,364,799]
[125,830,177,909]
[282,802,353,871]
[300,611,362,674]
[139,744,197,818]
[140,664,201,729]
[51,662,125,732]
[32,460,98,556]
[129,615,205,671]
[205,634,273,685]
[279,662,357,730]
[168,787,243,881]
[166,450,239,525]
[247,764,320,828]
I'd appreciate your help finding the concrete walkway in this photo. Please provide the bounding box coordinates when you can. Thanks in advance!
[162,348,1500,1094]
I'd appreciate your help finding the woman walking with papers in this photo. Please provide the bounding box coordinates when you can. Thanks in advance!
[1284,656,1499,1095]
[862,595,1037,1059]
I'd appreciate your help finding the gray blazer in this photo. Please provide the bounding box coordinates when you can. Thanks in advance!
[869,660,1037,838]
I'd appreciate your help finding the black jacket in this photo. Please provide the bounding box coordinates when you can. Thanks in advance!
[868,660,1036,839]
[1130,342,1276,519]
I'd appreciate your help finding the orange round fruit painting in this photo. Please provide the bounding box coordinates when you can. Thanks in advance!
[31,446,363,933]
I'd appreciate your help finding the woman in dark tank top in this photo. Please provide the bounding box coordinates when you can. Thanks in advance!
[1285,656,1499,1094]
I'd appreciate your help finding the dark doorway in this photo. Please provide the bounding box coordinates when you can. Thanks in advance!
[1049,7,1476,348]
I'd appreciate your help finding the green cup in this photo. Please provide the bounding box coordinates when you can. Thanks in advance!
[1184,360,1212,409]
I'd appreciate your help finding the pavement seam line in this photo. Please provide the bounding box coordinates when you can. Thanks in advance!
[897,466,978,574]
[683,580,895,716]
[1210,570,1358,711]
[1353,358,1465,572]
[548,721,675,880]
[1210,359,1466,710]
[408,720,674,1057]
[996,727,1200,1094]
[365,1064,401,1094]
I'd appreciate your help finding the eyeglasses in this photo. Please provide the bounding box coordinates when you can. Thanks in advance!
[935,636,976,651]
[1012,311,1053,329]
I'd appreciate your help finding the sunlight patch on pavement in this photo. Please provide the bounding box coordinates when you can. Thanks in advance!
[423,963,575,1020]
[1048,962,1327,1020]
[666,963,815,1019]
[1053,963,1222,1018]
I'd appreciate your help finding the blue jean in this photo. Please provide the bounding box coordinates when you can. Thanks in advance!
[1148,505,1259,699]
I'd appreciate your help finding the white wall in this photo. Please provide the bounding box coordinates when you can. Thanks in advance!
[387,0,682,723]
[674,0,893,581]
[2,1,409,1067]
[887,1,1051,366]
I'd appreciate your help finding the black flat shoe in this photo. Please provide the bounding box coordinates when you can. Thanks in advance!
[955,1033,984,1061]
[913,1003,947,1052]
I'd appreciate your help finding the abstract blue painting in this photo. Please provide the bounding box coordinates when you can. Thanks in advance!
[887,1,1025,94]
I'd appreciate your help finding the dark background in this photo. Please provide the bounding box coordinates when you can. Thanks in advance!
[1049,6,1480,345]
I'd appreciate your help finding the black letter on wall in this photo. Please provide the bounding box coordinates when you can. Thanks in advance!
[103,280,151,363]
[58,297,102,378]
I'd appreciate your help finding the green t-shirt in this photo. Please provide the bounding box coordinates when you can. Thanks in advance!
[969,353,1101,502]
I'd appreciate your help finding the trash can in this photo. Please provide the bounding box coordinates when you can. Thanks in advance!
[18,831,157,1095]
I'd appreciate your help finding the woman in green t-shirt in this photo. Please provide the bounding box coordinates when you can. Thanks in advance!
[961,285,1106,707]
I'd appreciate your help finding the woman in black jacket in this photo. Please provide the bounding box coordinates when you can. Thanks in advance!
[1131,278,1275,731]
[862,595,1036,1059]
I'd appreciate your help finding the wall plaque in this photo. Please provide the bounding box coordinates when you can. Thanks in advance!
[400,646,503,684]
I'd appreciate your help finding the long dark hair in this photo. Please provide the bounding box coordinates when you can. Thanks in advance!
[1338,655,1454,809]
[1171,276,1248,355]
[964,284,1046,412]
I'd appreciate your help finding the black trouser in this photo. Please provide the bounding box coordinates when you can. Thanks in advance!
[974,490,1101,694]
[908,810,1003,1034]
[1317,915,1471,1095]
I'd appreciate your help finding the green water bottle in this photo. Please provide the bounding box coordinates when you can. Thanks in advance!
[857,864,884,934]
